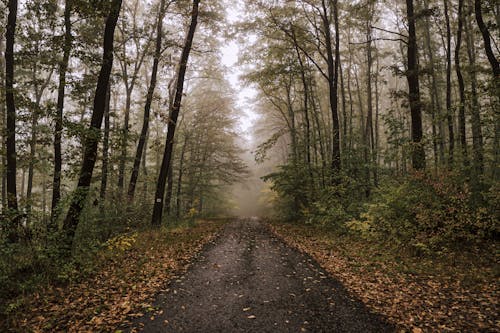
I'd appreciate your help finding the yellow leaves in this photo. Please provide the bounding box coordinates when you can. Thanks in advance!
[14,220,225,332]
[269,222,499,332]
[106,233,138,251]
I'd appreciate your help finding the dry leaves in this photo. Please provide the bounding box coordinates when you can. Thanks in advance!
[5,220,225,332]
[269,223,499,332]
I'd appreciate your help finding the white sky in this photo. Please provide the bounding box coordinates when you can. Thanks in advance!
[220,4,259,143]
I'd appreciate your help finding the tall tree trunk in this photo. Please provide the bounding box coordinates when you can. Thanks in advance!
[118,90,131,191]
[423,0,445,169]
[406,0,426,170]
[444,0,455,166]
[0,35,6,213]
[128,0,167,200]
[474,0,499,175]
[165,163,173,215]
[456,0,468,164]
[99,83,111,208]
[52,0,72,222]
[5,0,19,241]
[465,6,484,174]
[62,0,122,249]
[365,18,375,196]
[325,0,341,175]
[176,135,187,219]
[151,0,199,226]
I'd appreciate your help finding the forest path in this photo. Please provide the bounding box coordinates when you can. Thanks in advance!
[129,218,394,332]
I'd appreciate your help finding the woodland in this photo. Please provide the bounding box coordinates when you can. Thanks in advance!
[0,0,498,331]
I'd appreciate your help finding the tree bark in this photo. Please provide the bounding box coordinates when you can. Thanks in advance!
[322,0,341,176]
[0,34,6,213]
[99,83,111,208]
[406,0,426,170]
[62,0,122,249]
[51,0,72,222]
[5,0,18,216]
[455,0,468,163]
[151,0,200,226]
[465,5,484,174]
[443,0,455,166]
[176,135,187,219]
[128,0,167,200]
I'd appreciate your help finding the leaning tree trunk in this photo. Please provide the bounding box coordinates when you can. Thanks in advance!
[5,0,19,241]
[128,0,167,201]
[52,0,72,223]
[406,0,426,170]
[151,0,200,226]
[62,0,122,250]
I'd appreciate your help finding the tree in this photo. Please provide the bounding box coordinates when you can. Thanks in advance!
[52,0,73,222]
[128,0,169,201]
[4,0,19,230]
[151,0,200,226]
[62,0,122,249]
[405,0,425,170]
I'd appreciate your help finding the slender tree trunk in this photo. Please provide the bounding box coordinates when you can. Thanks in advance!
[100,83,111,208]
[4,0,21,242]
[406,0,426,170]
[444,0,455,166]
[0,35,6,213]
[423,0,445,169]
[52,0,72,222]
[322,0,341,176]
[456,0,468,163]
[151,0,199,226]
[165,163,173,215]
[5,0,18,219]
[128,0,167,200]
[365,19,375,196]
[465,6,484,174]
[62,0,122,249]
[474,0,499,175]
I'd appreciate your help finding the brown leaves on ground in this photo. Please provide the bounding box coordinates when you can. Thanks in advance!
[269,223,499,332]
[6,220,225,332]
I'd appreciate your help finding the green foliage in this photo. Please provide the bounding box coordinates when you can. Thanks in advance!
[348,172,499,250]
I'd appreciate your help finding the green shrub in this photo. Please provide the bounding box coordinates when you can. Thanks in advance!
[348,172,499,249]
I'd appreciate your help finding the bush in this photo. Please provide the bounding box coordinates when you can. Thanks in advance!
[348,172,499,249]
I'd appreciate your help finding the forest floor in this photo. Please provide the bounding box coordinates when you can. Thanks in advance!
[3,219,228,332]
[270,222,499,332]
[128,218,393,332]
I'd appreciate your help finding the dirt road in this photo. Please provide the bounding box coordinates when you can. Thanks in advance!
[130,218,394,332]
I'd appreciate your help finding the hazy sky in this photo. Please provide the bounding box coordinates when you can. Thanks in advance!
[220,3,259,142]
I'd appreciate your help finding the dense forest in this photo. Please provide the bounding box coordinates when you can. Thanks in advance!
[0,0,498,331]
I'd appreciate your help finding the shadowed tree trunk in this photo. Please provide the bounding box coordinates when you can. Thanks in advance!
[0,35,6,213]
[5,0,19,239]
[456,0,468,164]
[128,0,168,201]
[443,0,454,166]
[406,0,426,170]
[100,83,111,210]
[474,0,499,175]
[51,0,72,223]
[62,0,122,250]
[151,0,200,226]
